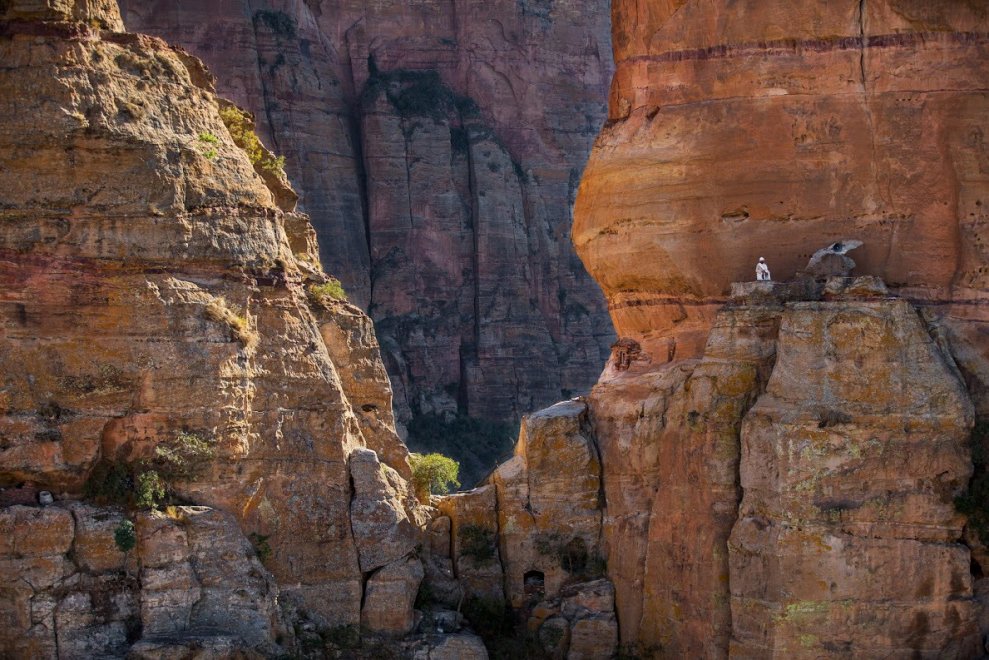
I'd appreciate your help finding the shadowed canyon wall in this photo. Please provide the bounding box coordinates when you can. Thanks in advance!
[119,1,616,451]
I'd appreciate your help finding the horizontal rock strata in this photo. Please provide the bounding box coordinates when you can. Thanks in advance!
[0,0,425,654]
[574,0,989,415]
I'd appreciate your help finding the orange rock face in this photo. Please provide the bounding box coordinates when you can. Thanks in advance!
[572,9,989,648]
[574,1,989,405]
[0,0,424,650]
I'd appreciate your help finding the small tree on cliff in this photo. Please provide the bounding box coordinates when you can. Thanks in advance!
[409,452,460,501]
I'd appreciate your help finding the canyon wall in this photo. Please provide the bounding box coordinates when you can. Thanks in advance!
[118,0,616,437]
[574,0,989,413]
[0,1,438,654]
[558,0,989,657]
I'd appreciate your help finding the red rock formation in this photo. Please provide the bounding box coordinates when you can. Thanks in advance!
[571,8,989,649]
[574,1,989,411]
[409,2,989,657]
[119,0,616,428]
[0,0,427,653]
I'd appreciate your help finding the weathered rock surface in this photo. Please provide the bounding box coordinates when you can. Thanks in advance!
[574,1,989,416]
[590,300,780,655]
[362,555,424,636]
[0,503,284,658]
[436,485,504,602]
[729,298,980,657]
[0,0,424,653]
[566,4,989,651]
[349,447,421,573]
[490,400,605,608]
[408,631,489,660]
[119,0,616,429]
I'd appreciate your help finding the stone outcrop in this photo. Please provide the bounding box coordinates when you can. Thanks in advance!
[437,399,619,659]
[435,485,504,602]
[413,1,989,656]
[466,273,982,658]
[561,4,989,651]
[0,0,426,654]
[119,0,616,430]
[590,289,780,656]
[729,295,979,657]
[573,1,989,416]
[362,555,425,636]
[490,400,605,609]
[0,503,285,658]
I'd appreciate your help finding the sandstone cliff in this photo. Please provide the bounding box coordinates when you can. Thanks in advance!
[440,273,983,658]
[117,0,616,439]
[0,1,433,654]
[555,2,989,656]
[574,0,989,414]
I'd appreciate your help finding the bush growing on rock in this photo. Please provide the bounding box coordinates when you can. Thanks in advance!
[151,431,215,481]
[83,431,216,510]
[135,470,166,509]
[204,298,257,348]
[406,413,517,488]
[307,279,348,304]
[113,519,137,553]
[409,452,460,500]
[218,105,287,177]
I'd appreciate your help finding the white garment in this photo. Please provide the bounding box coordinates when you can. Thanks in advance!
[756,262,771,281]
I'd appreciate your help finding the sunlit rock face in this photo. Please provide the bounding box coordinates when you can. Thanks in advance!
[0,0,425,651]
[568,2,989,656]
[574,1,989,412]
[120,0,617,426]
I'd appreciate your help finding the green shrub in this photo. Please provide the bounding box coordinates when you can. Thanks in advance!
[113,519,136,553]
[260,154,285,173]
[152,431,215,481]
[459,524,496,564]
[307,279,348,304]
[198,131,219,144]
[218,105,286,177]
[409,452,460,500]
[135,470,166,509]
[83,431,215,511]
[406,413,517,489]
[84,461,133,505]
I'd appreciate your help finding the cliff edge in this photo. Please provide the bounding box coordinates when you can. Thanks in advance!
[0,0,429,654]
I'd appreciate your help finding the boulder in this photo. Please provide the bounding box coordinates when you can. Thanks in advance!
[361,556,424,636]
[349,448,420,573]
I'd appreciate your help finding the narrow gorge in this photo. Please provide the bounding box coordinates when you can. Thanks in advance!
[117,0,617,479]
